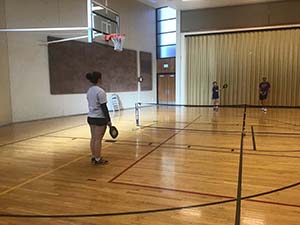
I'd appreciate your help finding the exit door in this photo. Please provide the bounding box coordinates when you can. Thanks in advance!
[158,74,175,104]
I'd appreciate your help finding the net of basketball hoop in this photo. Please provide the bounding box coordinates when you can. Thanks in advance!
[105,33,125,52]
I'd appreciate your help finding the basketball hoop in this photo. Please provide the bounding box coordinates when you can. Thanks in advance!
[105,33,125,52]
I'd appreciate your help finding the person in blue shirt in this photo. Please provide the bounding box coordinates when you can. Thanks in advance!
[212,81,219,111]
[259,77,271,112]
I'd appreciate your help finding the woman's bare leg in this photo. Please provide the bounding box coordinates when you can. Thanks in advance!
[89,124,96,157]
[93,125,107,159]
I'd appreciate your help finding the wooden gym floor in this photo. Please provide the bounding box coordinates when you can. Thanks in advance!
[0,106,299,225]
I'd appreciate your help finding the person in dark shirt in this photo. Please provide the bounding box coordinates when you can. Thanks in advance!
[259,77,271,112]
[212,81,219,111]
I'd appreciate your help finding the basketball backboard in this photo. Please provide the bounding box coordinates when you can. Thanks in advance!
[87,0,120,43]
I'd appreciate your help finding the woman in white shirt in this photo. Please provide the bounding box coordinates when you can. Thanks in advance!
[86,71,111,165]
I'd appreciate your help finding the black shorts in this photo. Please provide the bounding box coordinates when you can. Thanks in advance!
[87,117,108,126]
[259,94,268,100]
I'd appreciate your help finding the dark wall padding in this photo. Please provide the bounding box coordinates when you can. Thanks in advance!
[48,37,137,94]
[139,51,152,91]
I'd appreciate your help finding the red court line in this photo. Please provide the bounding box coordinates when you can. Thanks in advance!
[108,114,203,183]
[247,199,300,208]
[161,145,300,159]
[112,181,300,209]
[112,181,234,199]
[108,131,179,183]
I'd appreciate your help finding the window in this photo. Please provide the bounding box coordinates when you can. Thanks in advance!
[157,7,176,21]
[157,45,176,58]
[157,20,176,33]
[158,32,176,46]
[156,7,176,58]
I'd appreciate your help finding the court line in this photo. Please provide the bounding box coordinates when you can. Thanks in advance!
[43,135,235,151]
[143,123,300,138]
[247,116,300,130]
[45,135,234,150]
[44,135,159,147]
[251,126,257,151]
[242,182,300,208]
[0,120,145,197]
[161,145,300,159]
[148,121,241,126]
[144,126,241,134]
[43,135,300,157]
[0,154,87,197]
[247,199,300,208]
[108,132,179,183]
[108,133,177,183]
[0,138,118,197]
[235,105,247,225]
[265,118,300,128]
[253,131,300,136]
[145,125,300,136]
[146,125,300,136]
[0,198,236,218]
[108,114,203,183]
[112,181,300,209]
[1,107,298,218]
[43,135,90,140]
[0,123,86,149]
[0,182,298,218]
[111,181,234,199]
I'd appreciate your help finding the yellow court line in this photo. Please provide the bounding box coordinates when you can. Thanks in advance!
[0,143,113,197]
[0,154,87,197]
[0,122,140,197]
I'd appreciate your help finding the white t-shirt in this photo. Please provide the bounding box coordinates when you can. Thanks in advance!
[86,86,107,118]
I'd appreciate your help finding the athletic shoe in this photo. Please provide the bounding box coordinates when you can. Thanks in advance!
[94,157,108,165]
[91,157,96,163]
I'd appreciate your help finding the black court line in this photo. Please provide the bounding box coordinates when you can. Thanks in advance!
[0,199,236,218]
[108,114,203,183]
[242,152,300,159]
[44,135,300,155]
[249,131,300,136]
[0,124,86,149]
[142,120,299,136]
[45,135,237,150]
[112,181,234,199]
[142,103,249,108]
[162,145,300,159]
[144,126,241,134]
[147,121,242,126]
[235,105,247,225]
[0,182,298,218]
[42,135,300,158]
[43,135,90,140]
[251,126,257,151]
[266,118,300,128]
[242,182,300,200]
[247,149,300,153]
[248,116,300,130]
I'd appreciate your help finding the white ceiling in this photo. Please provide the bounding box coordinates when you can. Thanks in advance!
[138,0,284,10]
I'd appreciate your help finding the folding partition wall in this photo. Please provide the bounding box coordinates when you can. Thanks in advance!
[186,28,300,106]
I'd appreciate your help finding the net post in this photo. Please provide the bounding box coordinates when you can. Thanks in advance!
[135,103,141,127]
